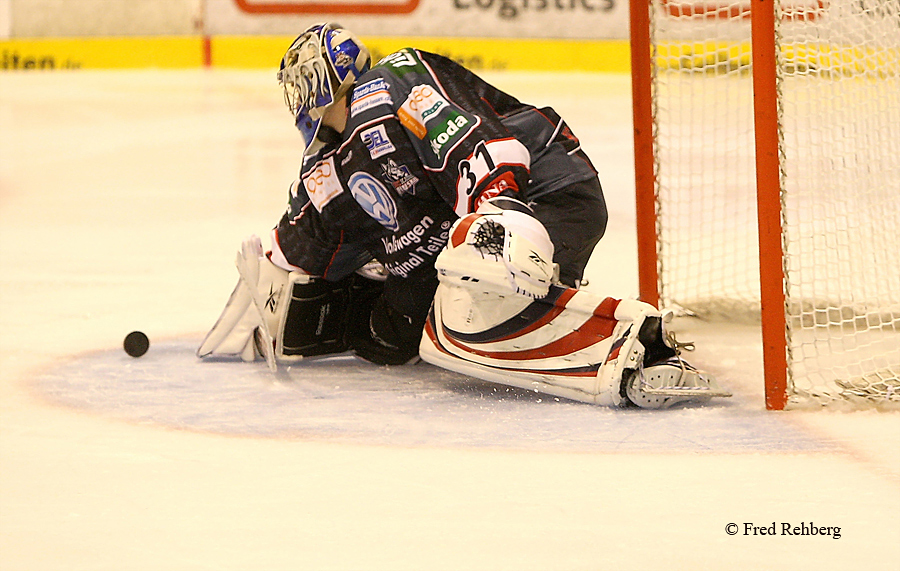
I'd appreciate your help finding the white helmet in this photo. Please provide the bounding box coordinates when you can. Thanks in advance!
[277,23,371,155]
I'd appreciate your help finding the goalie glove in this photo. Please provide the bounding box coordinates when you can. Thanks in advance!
[197,235,292,370]
[436,198,557,299]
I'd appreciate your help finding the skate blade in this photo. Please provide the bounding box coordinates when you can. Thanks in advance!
[638,368,732,399]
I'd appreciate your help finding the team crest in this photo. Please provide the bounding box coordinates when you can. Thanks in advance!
[380,159,419,196]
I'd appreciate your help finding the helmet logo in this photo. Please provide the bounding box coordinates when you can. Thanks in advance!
[333,52,353,70]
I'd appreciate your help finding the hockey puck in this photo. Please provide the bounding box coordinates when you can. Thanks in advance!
[123,331,150,358]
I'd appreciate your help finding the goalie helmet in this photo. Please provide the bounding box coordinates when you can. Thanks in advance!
[277,23,371,155]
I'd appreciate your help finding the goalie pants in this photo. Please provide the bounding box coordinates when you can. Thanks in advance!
[529,176,608,287]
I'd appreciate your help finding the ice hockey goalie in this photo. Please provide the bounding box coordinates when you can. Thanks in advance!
[197,23,729,409]
[198,209,730,409]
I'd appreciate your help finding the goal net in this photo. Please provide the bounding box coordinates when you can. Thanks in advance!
[630,0,900,409]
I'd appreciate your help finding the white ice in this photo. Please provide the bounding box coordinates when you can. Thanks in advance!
[1,69,898,570]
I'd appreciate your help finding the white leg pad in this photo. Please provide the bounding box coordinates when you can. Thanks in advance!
[420,282,660,406]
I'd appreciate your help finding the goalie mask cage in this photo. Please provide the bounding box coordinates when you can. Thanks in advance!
[630,0,900,409]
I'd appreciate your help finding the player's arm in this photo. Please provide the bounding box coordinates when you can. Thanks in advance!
[451,136,531,215]
[413,113,533,217]
[271,167,374,280]
[369,60,531,215]
[198,169,380,367]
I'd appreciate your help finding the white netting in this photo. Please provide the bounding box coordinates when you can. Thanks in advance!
[778,0,900,407]
[652,0,759,318]
[646,0,900,407]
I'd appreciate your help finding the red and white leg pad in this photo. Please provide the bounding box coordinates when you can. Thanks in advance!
[420,282,649,406]
[420,282,731,407]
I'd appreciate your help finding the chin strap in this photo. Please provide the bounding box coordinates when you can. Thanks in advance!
[316,124,343,147]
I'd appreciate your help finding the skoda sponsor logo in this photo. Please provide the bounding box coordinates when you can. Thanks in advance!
[349,172,399,231]
[429,115,470,158]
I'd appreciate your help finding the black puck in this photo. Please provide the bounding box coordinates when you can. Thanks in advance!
[124,331,150,358]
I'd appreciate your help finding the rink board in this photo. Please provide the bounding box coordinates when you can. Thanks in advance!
[0,36,631,72]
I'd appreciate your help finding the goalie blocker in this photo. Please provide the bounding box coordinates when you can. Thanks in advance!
[196,236,385,369]
[421,211,732,408]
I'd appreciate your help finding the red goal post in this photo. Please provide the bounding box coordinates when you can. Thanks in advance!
[630,0,900,409]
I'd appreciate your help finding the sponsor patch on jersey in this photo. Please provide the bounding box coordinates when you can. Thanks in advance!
[349,78,392,118]
[360,124,396,160]
[348,171,399,231]
[302,156,343,212]
[398,84,448,139]
[472,172,515,211]
[428,113,472,160]
[380,159,419,196]
[381,215,433,255]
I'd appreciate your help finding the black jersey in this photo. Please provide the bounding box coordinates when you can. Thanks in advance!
[271,49,601,323]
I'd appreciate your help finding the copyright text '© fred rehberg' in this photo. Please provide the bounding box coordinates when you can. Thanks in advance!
[725,522,841,539]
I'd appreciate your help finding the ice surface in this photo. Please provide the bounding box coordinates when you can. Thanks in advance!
[1,70,898,571]
[36,339,825,453]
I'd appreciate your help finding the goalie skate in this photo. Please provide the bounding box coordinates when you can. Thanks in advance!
[623,356,732,409]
